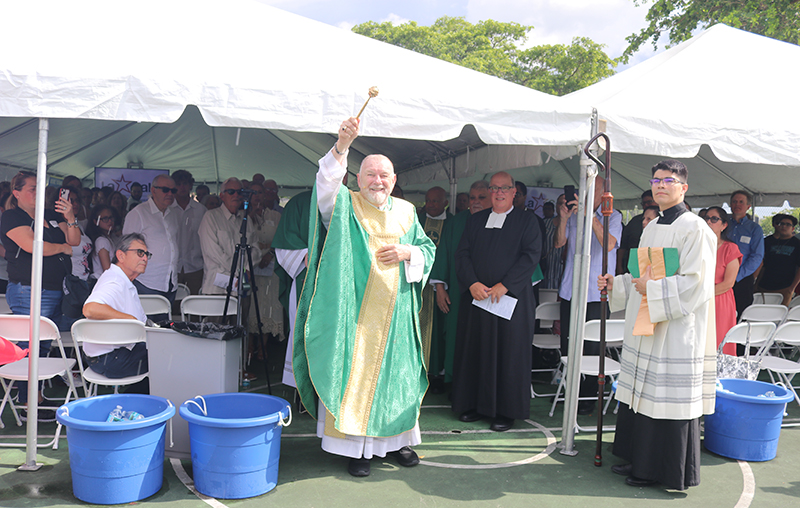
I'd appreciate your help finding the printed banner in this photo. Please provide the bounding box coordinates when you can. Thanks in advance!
[94,167,170,200]
[524,187,563,218]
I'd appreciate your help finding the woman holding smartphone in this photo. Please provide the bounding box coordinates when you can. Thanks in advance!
[0,172,80,421]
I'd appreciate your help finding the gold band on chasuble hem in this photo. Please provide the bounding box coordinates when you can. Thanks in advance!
[336,192,413,436]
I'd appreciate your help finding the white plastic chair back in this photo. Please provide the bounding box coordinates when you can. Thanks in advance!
[584,319,625,345]
[720,322,776,349]
[535,301,561,329]
[71,318,147,346]
[0,294,11,314]
[175,283,191,302]
[753,293,785,305]
[789,295,800,309]
[138,294,172,320]
[739,304,788,324]
[784,305,800,322]
[538,288,558,304]
[771,321,800,347]
[0,314,61,341]
[180,295,238,321]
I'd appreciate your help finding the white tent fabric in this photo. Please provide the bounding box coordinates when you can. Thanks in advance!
[560,24,800,207]
[0,0,588,192]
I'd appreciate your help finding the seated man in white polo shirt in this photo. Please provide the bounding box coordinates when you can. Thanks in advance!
[82,233,150,392]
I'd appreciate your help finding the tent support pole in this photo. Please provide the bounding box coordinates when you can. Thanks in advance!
[449,155,457,209]
[560,110,599,456]
[211,127,221,192]
[20,118,49,471]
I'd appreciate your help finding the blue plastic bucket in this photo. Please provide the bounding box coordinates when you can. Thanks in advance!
[179,393,291,499]
[704,378,793,461]
[56,394,175,504]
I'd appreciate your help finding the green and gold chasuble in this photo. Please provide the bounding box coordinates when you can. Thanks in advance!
[294,186,435,438]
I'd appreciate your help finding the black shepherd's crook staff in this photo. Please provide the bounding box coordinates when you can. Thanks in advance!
[584,133,612,467]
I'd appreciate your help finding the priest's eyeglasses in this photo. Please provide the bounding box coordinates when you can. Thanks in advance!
[649,177,684,186]
[489,185,515,193]
[125,248,153,260]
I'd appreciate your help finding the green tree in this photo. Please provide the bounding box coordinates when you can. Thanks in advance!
[624,0,800,62]
[352,17,616,96]
[759,208,800,236]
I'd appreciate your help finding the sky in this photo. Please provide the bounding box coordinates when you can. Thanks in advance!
[256,0,663,69]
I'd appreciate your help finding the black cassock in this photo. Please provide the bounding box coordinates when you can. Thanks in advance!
[451,207,542,420]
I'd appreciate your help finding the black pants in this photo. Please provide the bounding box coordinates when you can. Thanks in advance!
[733,274,755,356]
[560,299,608,400]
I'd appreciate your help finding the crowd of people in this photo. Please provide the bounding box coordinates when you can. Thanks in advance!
[2,117,797,489]
[0,170,286,420]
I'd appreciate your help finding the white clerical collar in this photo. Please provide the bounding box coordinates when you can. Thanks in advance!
[485,206,514,229]
[427,211,447,220]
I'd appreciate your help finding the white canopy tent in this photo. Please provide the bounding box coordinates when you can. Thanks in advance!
[0,0,590,465]
[560,23,800,208]
[0,0,587,194]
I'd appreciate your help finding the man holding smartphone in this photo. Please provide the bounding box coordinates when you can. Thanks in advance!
[554,176,622,415]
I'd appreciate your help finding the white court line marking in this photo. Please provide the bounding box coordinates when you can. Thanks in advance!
[419,419,558,469]
[734,460,755,508]
[170,457,230,508]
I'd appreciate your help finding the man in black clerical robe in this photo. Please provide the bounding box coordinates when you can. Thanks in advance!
[451,172,541,432]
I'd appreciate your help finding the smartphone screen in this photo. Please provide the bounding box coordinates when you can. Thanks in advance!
[564,185,576,210]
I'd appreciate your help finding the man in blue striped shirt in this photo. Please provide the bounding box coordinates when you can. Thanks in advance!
[727,190,764,319]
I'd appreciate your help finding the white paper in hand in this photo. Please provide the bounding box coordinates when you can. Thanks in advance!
[472,295,517,320]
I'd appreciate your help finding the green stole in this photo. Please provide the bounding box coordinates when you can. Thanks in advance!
[294,186,433,437]
[273,191,311,311]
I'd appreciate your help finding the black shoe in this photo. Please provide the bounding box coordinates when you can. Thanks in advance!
[577,402,595,415]
[348,457,371,477]
[611,463,632,476]
[625,476,657,487]
[458,410,483,422]
[20,408,56,423]
[388,446,420,467]
[489,415,514,432]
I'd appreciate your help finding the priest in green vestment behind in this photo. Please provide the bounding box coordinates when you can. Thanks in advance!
[294,116,436,478]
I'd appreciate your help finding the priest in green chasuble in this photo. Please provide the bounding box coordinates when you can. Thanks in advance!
[417,186,451,389]
[294,116,436,478]
[598,160,716,490]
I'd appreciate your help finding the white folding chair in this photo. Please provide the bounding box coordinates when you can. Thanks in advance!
[789,295,800,309]
[70,319,148,398]
[784,305,800,322]
[180,295,238,322]
[760,321,800,407]
[0,294,11,314]
[719,321,777,357]
[531,302,562,398]
[538,288,558,304]
[739,304,788,325]
[549,319,621,417]
[753,293,785,305]
[0,315,78,449]
[609,309,626,320]
[175,283,191,302]
[138,294,172,320]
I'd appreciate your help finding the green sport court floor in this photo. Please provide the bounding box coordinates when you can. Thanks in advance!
[2,349,798,508]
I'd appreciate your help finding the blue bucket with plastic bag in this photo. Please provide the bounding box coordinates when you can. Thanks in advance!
[704,378,793,461]
[179,393,291,499]
[56,394,175,504]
